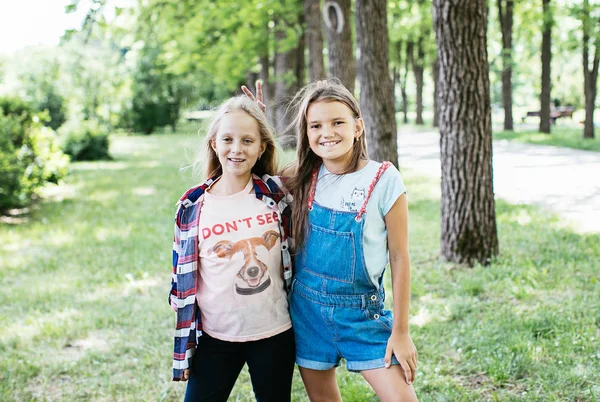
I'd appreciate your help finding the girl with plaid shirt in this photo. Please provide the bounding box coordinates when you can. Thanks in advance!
[170,95,294,402]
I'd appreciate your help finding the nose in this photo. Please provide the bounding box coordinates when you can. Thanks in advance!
[231,140,242,153]
[246,266,259,277]
[322,125,334,138]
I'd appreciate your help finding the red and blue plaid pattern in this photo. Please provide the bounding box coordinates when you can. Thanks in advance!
[169,174,293,381]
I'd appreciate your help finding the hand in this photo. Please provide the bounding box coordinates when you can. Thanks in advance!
[181,369,190,381]
[241,80,266,112]
[384,331,418,385]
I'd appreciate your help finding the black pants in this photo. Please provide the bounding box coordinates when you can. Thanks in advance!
[183,328,295,402]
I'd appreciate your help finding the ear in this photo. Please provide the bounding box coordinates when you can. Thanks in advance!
[354,118,364,140]
[210,138,217,152]
[262,230,280,250]
[213,240,234,259]
[259,142,267,157]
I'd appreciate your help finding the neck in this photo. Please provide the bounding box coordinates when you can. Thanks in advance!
[324,158,368,174]
[210,173,252,195]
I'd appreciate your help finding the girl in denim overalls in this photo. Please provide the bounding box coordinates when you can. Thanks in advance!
[286,79,419,402]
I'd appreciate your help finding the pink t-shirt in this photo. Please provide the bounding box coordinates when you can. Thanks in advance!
[196,179,291,342]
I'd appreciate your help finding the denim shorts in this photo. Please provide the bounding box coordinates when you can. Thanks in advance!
[290,279,399,372]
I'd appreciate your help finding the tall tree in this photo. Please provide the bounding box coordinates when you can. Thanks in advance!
[433,0,498,265]
[356,0,398,165]
[432,57,439,127]
[540,0,553,134]
[304,0,325,81]
[582,0,599,139]
[497,0,514,131]
[323,0,355,92]
[409,37,425,125]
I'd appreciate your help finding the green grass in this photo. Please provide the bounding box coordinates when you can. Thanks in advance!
[494,126,600,152]
[1,130,599,401]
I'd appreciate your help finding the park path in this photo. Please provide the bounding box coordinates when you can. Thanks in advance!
[397,128,600,234]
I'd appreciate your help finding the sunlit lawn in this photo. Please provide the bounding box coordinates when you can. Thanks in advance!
[493,126,600,152]
[0,125,599,401]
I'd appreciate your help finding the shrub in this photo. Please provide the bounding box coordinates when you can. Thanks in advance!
[59,119,111,161]
[0,97,69,213]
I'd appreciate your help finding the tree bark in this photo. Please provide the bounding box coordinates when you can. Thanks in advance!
[323,0,355,92]
[432,58,439,127]
[433,0,498,265]
[402,42,411,124]
[540,0,552,134]
[410,38,425,125]
[583,0,598,139]
[304,0,325,81]
[274,24,299,143]
[296,16,306,91]
[356,0,398,166]
[497,0,514,131]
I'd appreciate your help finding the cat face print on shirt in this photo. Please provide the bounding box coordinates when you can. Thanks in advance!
[340,187,366,211]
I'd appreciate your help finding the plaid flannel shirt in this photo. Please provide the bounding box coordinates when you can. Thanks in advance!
[169,173,293,381]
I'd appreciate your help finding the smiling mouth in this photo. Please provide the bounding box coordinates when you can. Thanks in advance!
[320,140,341,147]
[228,158,245,162]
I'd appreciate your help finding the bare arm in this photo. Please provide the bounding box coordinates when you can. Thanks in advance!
[384,193,418,384]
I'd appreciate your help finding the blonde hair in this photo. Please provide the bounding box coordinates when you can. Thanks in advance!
[286,78,369,250]
[193,96,278,181]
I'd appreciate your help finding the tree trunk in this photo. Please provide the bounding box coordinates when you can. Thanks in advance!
[540,0,552,134]
[304,0,325,81]
[411,39,425,125]
[432,58,439,127]
[323,0,355,92]
[433,0,498,265]
[402,42,411,124]
[582,0,598,140]
[497,0,514,131]
[274,25,299,142]
[393,66,399,111]
[296,18,306,91]
[356,0,397,166]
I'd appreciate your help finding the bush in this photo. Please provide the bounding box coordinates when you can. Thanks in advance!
[0,97,69,213]
[59,119,111,161]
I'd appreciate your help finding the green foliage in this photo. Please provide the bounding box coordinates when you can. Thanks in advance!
[18,57,67,131]
[58,119,111,161]
[126,45,185,134]
[0,97,69,212]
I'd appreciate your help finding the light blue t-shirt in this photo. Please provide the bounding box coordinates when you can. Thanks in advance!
[314,160,407,289]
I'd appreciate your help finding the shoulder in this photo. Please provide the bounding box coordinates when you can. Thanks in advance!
[176,176,218,209]
[379,161,403,182]
[260,174,293,202]
[369,161,407,214]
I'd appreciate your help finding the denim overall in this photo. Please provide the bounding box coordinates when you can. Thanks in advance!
[290,162,399,372]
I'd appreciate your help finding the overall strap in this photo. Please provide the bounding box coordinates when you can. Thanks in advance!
[355,161,392,221]
[307,167,320,210]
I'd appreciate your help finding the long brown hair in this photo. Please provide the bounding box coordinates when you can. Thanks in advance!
[193,96,278,181]
[286,79,369,251]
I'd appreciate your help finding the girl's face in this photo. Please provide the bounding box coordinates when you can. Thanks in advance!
[306,100,363,173]
[212,111,265,181]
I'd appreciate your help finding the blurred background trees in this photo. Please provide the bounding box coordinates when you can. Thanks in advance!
[2,0,600,262]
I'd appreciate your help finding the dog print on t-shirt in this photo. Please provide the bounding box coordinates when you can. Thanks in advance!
[213,230,280,296]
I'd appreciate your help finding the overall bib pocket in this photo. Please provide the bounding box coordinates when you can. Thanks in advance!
[303,223,356,283]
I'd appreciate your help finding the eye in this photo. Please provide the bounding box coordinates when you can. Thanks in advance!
[334,121,344,126]
[243,138,254,144]
[221,137,232,143]
[310,124,321,129]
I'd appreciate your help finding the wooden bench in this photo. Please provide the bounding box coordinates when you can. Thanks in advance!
[522,106,575,124]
